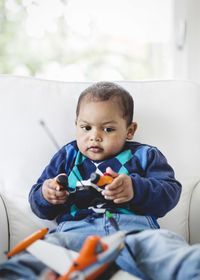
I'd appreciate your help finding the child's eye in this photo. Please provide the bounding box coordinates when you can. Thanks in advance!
[82,125,91,131]
[104,127,114,133]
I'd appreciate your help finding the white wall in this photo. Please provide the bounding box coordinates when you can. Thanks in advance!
[174,0,200,82]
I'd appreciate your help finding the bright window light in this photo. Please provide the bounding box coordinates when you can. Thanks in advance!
[0,0,173,81]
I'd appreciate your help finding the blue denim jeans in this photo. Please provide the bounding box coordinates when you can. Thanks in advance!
[0,213,199,280]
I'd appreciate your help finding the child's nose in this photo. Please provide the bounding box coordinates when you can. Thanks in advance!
[90,129,102,142]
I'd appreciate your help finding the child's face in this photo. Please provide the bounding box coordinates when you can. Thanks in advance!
[75,98,137,161]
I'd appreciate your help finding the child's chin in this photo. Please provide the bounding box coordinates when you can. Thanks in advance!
[87,152,105,161]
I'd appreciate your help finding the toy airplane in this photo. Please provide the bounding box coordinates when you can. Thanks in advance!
[56,172,114,193]
[7,228,139,280]
[76,172,114,192]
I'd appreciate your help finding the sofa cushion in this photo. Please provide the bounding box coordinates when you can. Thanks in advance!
[0,75,199,248]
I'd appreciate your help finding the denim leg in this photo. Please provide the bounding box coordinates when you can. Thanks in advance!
[0,252,47,280]
[127,229,200,280]
[55,213,158,279]
[111,213,158,280]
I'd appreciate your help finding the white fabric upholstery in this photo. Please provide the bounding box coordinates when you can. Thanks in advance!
[189,182,200,244]
[0,194,9,261]
[0,75,200,262]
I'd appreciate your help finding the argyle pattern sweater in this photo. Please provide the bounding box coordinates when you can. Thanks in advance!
[29,141,181,224]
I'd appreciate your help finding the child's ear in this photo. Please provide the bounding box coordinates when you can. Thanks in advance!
[126,122,137,140]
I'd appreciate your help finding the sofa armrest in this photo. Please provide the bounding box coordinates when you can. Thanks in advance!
[189,181,200,244]
[0,194,9,261]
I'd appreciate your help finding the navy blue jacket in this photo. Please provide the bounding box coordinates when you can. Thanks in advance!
[29,141,182,224]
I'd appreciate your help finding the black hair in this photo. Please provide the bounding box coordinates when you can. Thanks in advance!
[76,81,134,125]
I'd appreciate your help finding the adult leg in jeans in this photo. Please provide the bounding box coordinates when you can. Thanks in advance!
[127,229,200,280]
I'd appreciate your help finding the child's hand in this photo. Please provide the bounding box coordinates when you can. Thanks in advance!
[102,167,134,203]
[42,173,69,205]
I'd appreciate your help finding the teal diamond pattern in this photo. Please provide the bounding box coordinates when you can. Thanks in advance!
[118,165,129,174]
[116,149,133,165]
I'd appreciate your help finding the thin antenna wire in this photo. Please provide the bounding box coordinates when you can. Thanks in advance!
[39,119,60,150]
[39,120,135,264]
[39,119,85,188]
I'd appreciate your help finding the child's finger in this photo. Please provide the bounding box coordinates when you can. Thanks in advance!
[55,190,68,199]
[50,197,67,205]
[113,196,128,204]
[49,190,68,204]
[105,167,118,178]
[102,184,123,196]
[104,176,123,191]
[47,179,59,190]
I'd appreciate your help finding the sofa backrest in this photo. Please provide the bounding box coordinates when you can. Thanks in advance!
[0,75,199,250]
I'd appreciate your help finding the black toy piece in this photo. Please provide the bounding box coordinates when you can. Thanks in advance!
[56,175,68,190]
[90,172,100,184]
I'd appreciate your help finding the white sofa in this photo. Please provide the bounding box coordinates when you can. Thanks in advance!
[0,75,200,263]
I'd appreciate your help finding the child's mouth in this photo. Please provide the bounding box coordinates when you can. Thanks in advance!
[88,146,103,153]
